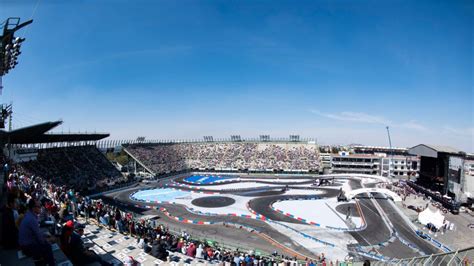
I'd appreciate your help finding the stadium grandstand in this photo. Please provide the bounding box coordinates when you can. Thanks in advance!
[123,140,320,176]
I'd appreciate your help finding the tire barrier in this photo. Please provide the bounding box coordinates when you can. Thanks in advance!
[270,196,323,226]
[159,207,215,225]
[184,206,269,221]
[246,202,270,221]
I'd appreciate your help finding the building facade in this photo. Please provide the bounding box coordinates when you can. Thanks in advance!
[328,151,419,178]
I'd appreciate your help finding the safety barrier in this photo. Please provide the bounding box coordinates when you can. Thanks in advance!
[354,248,391,262]
[159,207,215,225]
[268,220,336,247]
[185,206,269,221]
[246,202,270,221]
[270,196,322,226]
[357,231,397,252]
[414,231,452,253]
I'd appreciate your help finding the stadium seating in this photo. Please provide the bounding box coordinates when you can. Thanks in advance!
[125,142,320,175]
[19,145,123,192]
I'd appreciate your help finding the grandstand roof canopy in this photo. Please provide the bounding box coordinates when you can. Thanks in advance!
[408,144,463,158]
[0,121,109,144]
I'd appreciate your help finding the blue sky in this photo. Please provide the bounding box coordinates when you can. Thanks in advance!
[1,0,473,151]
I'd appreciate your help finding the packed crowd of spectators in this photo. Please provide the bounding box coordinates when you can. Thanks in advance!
[19,145,124,193]
[93,202,307,265]
[2,161,340,265]
[125,142,320,175]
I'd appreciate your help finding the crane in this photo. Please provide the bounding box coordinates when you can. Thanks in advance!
[386,126,393,178]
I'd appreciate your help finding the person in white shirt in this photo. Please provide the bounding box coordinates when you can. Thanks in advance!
[196,244,204,259]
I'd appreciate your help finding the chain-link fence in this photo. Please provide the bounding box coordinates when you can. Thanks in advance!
[371,246,473,266]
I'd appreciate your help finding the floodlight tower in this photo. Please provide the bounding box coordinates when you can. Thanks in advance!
[0,17,33,129]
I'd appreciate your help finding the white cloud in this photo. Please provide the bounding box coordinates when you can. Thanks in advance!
[398,120,428,131]
[442,126,474,137]
[310,109,428,131]
[309,110,473,152]
[310,110,390,125]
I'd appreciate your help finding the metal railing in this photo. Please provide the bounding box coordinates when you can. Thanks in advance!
[371,246,474,265]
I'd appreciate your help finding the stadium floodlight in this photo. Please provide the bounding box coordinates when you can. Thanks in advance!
[289,135,300,142]
[230,135,241,142]
[0,17,33,93]
[203,136,214,142]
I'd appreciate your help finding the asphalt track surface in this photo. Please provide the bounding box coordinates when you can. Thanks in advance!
[349,198,391,245]
[97,176,442,261]
[375,196,440,255]
[335,203,360,218]
[191,196,235,208]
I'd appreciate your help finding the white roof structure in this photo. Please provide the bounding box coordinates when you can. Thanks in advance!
[409,144,462,158]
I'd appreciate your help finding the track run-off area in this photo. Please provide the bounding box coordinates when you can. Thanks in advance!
[98,173,447,262]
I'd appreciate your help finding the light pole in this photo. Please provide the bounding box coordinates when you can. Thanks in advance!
[1,17,33,91]
[386,126,393,179]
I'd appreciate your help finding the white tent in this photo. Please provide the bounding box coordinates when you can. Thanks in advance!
[418,207,445,229]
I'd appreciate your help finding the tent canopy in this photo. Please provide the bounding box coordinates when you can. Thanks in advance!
[418,207,445,229]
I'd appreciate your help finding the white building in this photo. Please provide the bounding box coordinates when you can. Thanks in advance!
[381,155,420,179]
[331,153,380,175]
[329,152,419,178]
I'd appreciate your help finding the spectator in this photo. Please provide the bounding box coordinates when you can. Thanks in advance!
[18,198,55,266]
[1,193,19,249]
[68,223,112,266]
[124,256,139,266]
[186,242,197,257]
[196,244,204,259]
